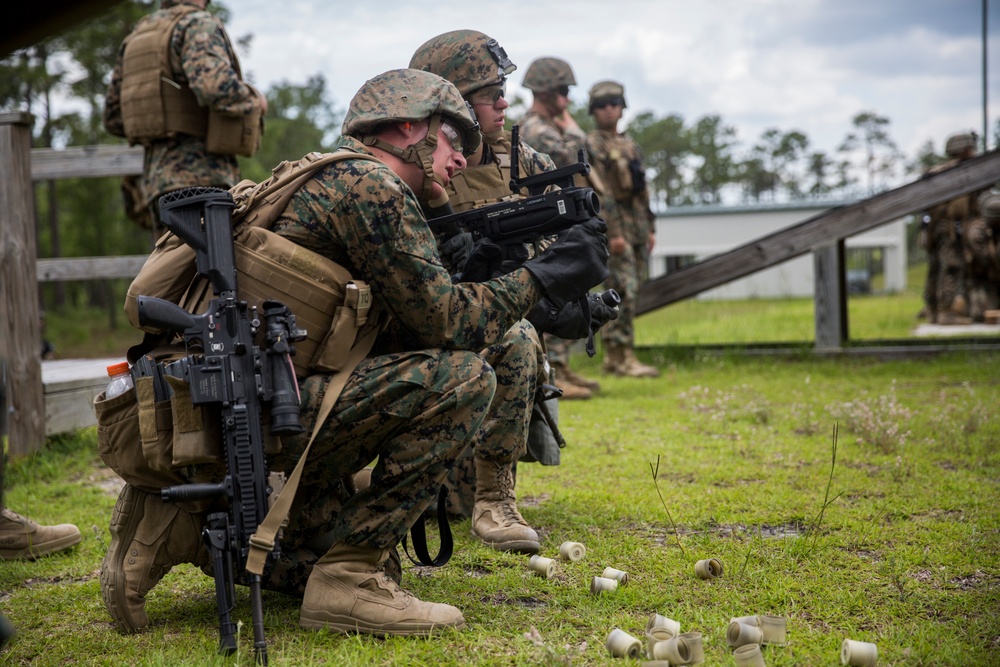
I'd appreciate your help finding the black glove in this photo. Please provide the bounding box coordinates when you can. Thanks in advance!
[457,237,503,282]
[522,217,610,309]
[440,232,474,276]
[527,290,620,340]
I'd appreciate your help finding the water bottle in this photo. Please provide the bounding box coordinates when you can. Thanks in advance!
[104,361,133,399]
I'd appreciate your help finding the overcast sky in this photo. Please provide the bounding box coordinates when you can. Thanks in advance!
[225,0,998,161]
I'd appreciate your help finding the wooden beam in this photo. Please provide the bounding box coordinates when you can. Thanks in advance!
[0,112,46,457]
[813,241,848,350]
[636,149,1000,315]
[37,255,147,282]
[31,144,143,181]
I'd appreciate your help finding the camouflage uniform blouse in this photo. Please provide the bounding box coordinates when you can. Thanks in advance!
[271,136,542,355]
[518,111,587,170]
[104,0,262,208]
[586,129,655,244]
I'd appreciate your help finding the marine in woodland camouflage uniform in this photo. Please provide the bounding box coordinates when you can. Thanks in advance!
[586,81,659,378]
[518,56,610,399]
[919,133,983,324]
[99,68,610,638]
[963,190,1000,321]
[408,30,564,539]
[104,0,266,236]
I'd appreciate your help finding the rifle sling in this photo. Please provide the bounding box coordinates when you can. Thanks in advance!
[245,323,378,576]
[401,484,454,568]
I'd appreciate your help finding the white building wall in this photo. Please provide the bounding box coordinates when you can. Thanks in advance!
[648,203,908,300]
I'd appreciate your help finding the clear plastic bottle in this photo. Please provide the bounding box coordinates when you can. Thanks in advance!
[104,361,133,399]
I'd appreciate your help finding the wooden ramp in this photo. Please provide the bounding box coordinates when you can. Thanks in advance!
[41,357,124,436]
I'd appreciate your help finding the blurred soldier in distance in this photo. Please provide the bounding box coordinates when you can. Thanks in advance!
[918,132,982,325]
[104,0,267,240]
[586,80,659,378]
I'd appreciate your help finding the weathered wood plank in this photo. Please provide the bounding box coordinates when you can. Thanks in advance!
[637,149,1000,314]
[37,255,147,282]
[814,242,848,350]
[30,144,143,181]
[42,358,124,436]
[0,112,46,457]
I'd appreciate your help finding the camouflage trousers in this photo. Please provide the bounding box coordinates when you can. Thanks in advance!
[439,320,543,517]
[600,241,644,348]
[966,272,1000,321]
[936,240,968,316]
[270,348,496,554]
[924,221,968,317]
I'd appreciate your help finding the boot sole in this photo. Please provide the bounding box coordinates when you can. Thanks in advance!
[298,609,465,637]
[100,486,147,633]
[471,530,540,555]
[0,532,81,561]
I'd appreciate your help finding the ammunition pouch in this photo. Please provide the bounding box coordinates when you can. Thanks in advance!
[206,105,263,157]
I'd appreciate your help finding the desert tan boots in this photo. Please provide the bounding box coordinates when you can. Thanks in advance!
[299,542,464,636]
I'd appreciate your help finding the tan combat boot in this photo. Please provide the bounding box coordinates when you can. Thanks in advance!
[471,458,540,554]
[560,365,601,392]
[100,484,207,633]
[299,542,464,636]
[604,345,660,378]
[602,345,626,375]
[621,348,661,378]
[0,507,81,560]
[550,361,592,400]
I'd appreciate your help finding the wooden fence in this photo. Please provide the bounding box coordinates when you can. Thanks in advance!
[3,110,1000,458]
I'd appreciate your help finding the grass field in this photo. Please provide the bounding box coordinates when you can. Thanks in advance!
[5,259,997,664]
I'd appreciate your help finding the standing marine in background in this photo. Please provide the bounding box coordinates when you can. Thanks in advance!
[963,190,1000,322]
[586,80,659,378]
[104,0,267,238]
[518,56,611,399]
[918,132,980,325]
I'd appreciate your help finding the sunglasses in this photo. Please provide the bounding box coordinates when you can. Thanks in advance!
[470,83,506,106]
[554,85,571,97]
[593,98,623,110]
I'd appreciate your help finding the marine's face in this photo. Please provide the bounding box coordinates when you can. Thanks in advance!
[469,84,509,137]
[592,100,623,130]
[426,121,467,200]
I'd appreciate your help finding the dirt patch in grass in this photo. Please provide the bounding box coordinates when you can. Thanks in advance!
[481,593,547,609]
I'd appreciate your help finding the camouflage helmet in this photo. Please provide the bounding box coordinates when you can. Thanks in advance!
[980,191,1000,221]
[408,30,516,98]
[588,80,627,113]
[945,132,976,157]
[522,57,577,93]
[342,68,481,156]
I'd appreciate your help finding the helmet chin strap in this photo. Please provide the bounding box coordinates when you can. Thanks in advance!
[363,114,449,206]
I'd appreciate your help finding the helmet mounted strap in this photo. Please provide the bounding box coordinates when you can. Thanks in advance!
[361,114,447,205]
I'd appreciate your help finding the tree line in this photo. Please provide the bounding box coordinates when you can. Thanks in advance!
[0,1,979,319]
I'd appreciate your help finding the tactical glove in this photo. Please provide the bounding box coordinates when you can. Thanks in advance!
[522,217,610,309]
[440,232,475,276]
[457,238,503,282]
[527,290,620,340]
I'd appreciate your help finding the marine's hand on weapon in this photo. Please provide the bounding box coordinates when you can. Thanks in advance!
[527,289,619,341]
[522,217,610,309]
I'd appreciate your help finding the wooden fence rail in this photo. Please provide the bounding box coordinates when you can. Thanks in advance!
[1,112,143,459]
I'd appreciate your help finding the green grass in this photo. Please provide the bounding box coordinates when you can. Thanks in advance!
[3,348,998,666]
[635,263,934,346]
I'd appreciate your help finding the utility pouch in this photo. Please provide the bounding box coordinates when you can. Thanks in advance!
[136,376,175,474]
[166,374,222,468]
[206,107,263,157]
[95,385,186,493]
